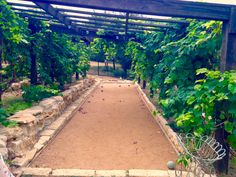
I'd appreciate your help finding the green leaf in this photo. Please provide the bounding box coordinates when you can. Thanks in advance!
[196,68,208,75]
[224,121,234,133]
[228,83,236,94]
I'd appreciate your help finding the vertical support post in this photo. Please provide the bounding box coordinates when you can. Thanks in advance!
[0,32,3,102]
[75,72,79,80]
[125,12,129,41]
[220,7,236,72]
[137,77,141,84]
[97,60,100,76]
[142,80,146,89]
[216,7,236,174]
[29,19,38,85]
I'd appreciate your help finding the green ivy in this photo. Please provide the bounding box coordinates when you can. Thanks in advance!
[176,69,236,148]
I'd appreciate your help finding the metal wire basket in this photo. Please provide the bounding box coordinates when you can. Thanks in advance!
[175,133,226,177]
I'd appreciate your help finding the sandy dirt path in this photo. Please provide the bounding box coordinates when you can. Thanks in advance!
[31,80,177,170]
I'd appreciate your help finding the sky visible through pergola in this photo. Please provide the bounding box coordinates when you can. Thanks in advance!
[6,0,236,39]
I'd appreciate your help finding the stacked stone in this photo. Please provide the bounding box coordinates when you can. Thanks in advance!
[0,134,8,159]
[0,78,96,162]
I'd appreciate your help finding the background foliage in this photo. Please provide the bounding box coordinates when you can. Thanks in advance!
[0,0,90,125]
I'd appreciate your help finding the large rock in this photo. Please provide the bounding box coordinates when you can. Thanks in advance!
[0,148,8,159]
[11,83,21,91]
[0,139,6,148]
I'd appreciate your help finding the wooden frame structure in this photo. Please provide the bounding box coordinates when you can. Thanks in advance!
[7,0,189,40]
[4,0,236,174]
[6,0,236,68]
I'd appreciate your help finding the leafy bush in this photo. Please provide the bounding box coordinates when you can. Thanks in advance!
[22,85,60,103]
[0,108,9,126]
[0,108,17,127]
[176,69,236,148]
[113,69,126,78]
[5,100,32,115]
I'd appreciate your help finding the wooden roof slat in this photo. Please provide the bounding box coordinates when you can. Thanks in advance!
[73,23,124,33]
[16,11,53,19]
[58,8,189,24]
[129,15,188,24]
[70,19,126,29]
[66,15,125,24]
[129,21,174,29]
[27,0,232,20]
[7,2,38,8]
[12,7,47,14]
[57,8,126,19]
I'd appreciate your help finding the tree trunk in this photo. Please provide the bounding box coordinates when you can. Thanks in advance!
[76,72,79,80]
[150,88,154,98]
[113,58,116,70]
[137,77,141,84]
[29,20,37,85]
[142,80,146,89]
[30,43,37,85]
[97,60,100,76]
[214,126,229,174]
[0,35,3,103]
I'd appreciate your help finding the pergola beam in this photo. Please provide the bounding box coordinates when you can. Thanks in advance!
[7,2,38,8]
[66,15,125,25]
[56,7,189,25]
[58,8,126,19]
[16,11,53,19]
[70,19,126,29]
[129,15,188,24]
[74,23,124,33]
[28,0,232,20]
[220,7,236,71]
[129,22,174,29]
[50,24,132,41]
[12,7,47,15]
[33,2,77,31]
[67,15,176,29]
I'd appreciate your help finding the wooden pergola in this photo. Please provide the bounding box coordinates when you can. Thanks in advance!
[7,0,236,72]
[5,0,236,173]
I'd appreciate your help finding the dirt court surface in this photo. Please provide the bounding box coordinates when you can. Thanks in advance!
[31,79,177,170]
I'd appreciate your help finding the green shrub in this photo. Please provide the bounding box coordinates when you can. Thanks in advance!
[0,108,9,126]
[0,107,17,127]
[22,85,60,103]
[113,69,126,78]
[5,100,32,115]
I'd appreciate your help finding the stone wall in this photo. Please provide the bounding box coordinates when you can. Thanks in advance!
[7,79,30,92]
[136,83,183,154]
[0,78,96,163]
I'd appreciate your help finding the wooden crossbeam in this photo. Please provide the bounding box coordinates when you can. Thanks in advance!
[127,26,166,32]
[73,23,124,33]
[221,7,236,71]
[7,2,38,8]
[129,15,188,24]
[66,14,176,29]
[11,7,47,14]
[129,21,174,29]
[58,8,126,19]
[28,0,232,20]
[72,20,167,33]
[33,2,77,31]
[16,11,53,19]
[70,19,125,29]
[56,7,188,24]
[66,15,125,24]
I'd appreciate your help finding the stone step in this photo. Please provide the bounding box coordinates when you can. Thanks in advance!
[18,168,172,177]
